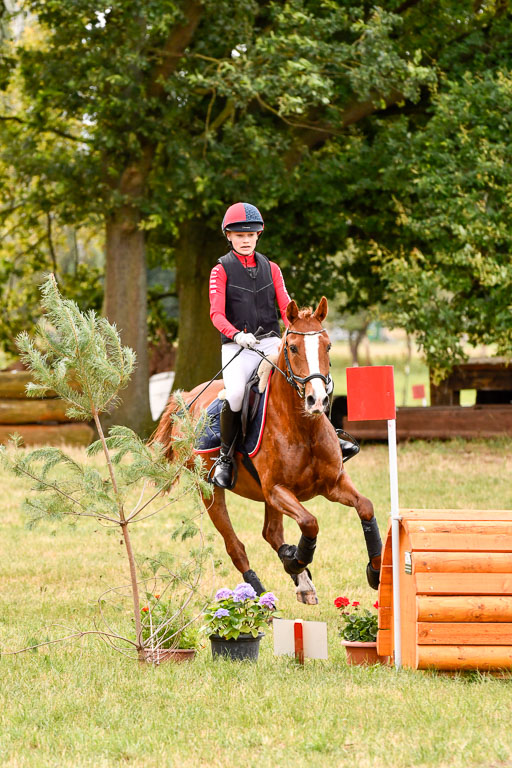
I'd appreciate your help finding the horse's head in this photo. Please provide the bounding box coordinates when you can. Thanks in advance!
[284,297,332,415]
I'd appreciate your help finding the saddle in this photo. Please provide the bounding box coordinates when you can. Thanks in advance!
[194,355,275,462]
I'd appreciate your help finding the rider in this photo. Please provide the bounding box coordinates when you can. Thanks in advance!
[209,201,359,489]
[209,202,289,488]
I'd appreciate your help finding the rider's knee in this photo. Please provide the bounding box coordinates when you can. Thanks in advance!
[225,390,244,412]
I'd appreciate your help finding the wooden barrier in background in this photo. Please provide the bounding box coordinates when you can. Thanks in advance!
[377,509,512,671]
[0,371,93,446]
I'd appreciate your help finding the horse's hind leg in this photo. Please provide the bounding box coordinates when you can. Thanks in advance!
[204,487,266,595]
[263,495,319,605]
[324,472,382,589]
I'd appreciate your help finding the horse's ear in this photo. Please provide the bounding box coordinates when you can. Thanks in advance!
[313,296,328,324]
[286,300,299,324]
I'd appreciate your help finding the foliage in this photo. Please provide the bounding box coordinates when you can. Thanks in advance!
[334,596,378,643]
[0,275,211,660]
[202,584,277,640]
[1,1,512,393]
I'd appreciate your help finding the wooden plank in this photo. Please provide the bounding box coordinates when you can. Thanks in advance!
[377,629,392,656]
[417,596,512,622]
[435,360,512,392]
[401,509,512,521]
[409,532,512,552]
[407,520,512,536]
[415,572,512,595]
[417,645,512,671]
[417,622,512,645]
[0,371,57,399]
[343,405,512,441]
[400,518,419,669]
[381,522,393,566]
[0,398,73,424]
[0,423,94,446]
[413,552,512,573]
[378,606,392,630]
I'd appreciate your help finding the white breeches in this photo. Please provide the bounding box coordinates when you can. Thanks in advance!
[221,336,281,412]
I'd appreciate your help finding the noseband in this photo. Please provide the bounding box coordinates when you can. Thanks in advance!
[283,327,332,400]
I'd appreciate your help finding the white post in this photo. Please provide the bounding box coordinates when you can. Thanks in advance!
[387,418,401,669]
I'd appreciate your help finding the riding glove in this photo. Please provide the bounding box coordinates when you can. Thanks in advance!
[234,331,259,349]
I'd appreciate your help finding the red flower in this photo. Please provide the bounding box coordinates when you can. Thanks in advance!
[334,596,350,608]
[352,601,360,607]
[142,606,149,612]
[154,594,161,599]
[373,600,379,609]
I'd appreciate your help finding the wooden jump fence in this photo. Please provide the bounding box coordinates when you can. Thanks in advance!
[377,508,512,671]
[0,371,93,446]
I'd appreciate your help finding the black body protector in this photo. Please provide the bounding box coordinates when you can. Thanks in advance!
[218,250,281,343]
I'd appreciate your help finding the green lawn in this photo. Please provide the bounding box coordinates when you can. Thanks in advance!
[2,439,512,768]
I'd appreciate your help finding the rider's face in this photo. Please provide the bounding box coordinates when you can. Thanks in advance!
[226,230,260,256]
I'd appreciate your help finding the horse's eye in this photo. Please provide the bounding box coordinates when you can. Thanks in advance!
[289,345,298,354]
[327,343,332,352]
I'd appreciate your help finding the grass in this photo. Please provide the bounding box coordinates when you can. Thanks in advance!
[2,438,512,767]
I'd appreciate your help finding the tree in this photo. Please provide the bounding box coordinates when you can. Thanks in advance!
[1,0,438,415]
[2,0,510,422]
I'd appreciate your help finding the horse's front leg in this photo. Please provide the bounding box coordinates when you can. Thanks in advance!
[264,486,319,605]
[204,487,266,595]
[324,472,382,590]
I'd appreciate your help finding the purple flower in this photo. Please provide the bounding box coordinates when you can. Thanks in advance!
[258,592,276,609]
[232,583,257,602]
[215,588,233,601]
[214,608,230,618]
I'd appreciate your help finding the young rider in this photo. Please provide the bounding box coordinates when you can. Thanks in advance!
[209,201,359,489]
[209,202,290,488]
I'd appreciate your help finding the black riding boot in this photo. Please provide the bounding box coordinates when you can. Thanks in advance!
[212,401,241,489]
[336,429,360,463]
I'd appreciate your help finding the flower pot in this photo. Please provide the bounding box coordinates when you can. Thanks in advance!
[341,641,389,666]
[141,647,196,665]
[210,632,264,662]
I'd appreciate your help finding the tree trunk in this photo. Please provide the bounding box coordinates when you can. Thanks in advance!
[173,222,220,392]
[103,203,153,436]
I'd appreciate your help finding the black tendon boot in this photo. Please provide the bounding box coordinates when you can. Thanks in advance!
[336,429,360,463]
[212,401,241,489]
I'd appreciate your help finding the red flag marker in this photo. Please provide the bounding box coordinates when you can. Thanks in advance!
[346,365,402,668]
[412,384,426,400]
[346,366,396,421]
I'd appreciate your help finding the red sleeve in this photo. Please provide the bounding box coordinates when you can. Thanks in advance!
[270,261,292,327]
[209,264,239,340]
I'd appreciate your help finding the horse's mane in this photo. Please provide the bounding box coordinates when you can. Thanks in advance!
[297,307,314,320]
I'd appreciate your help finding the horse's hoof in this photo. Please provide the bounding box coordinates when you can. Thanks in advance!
[366,561,381,590]
[296,590,319,605]
[294,570,319,605]
[243,569,265,596]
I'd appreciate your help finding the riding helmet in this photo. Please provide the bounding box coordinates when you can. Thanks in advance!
[222,202,264,233]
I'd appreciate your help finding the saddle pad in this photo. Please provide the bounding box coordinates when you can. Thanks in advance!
[194,377,271,458]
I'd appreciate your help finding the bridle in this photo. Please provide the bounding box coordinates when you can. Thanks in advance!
[282,327,333,399]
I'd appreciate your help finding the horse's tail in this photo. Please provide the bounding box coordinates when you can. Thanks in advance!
[151,392,187,460]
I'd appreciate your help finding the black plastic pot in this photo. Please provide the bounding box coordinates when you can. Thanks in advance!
[209,632,264,662]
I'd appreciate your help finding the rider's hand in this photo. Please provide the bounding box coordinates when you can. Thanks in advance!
[234,331,259,349]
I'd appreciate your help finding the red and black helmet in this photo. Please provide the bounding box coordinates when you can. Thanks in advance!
[222,202,264,233]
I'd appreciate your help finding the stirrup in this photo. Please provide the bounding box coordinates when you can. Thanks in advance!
[209,454,237,490]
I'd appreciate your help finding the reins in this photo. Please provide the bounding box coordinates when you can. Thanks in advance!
[184,324,332,411]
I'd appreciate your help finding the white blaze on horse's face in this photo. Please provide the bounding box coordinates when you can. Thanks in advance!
[303,332,331,415]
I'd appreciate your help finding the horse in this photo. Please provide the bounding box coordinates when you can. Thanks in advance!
[154,297,382,604]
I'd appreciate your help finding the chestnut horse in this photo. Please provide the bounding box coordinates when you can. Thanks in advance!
[154,297,382,604]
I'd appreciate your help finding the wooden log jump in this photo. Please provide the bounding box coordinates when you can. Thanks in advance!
[0,371,93,447]
[377,508,512,671]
